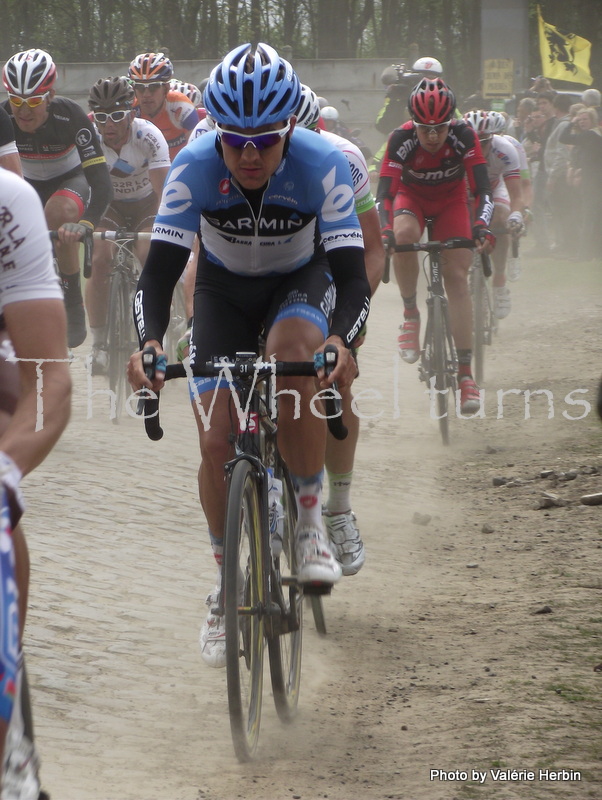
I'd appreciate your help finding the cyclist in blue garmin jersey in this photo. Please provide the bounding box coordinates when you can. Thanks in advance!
[128,43,370,669]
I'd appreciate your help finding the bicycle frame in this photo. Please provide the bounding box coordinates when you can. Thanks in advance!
[392,219,474,444]
[140,347,345,759]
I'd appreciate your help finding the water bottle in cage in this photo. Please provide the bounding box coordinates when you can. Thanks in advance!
[267,468,284,557]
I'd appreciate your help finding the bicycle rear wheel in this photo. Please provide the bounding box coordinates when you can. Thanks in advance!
[431,295,453,446]
[107,271,136,421]
[268,470,303,722]
[471,256,487,386]
[224,459,265,762]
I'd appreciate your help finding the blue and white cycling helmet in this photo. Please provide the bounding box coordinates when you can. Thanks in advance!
[295,84,321,130]
[203,42,301,128]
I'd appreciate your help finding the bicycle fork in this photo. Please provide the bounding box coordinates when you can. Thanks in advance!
[418,293,458,388]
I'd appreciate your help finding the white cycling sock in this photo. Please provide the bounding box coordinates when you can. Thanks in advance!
[91,326,107,346]
[292,471,324,528]
[325,470,353,514]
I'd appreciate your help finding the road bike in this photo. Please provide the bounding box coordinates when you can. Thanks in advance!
[469,248,494,387]
[140,345,346,761]
[470,221,521,385]
[89,231,149,421]
[392,218,475,446]
[84,230,187,421]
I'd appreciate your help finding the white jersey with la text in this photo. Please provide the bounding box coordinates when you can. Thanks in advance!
[0,169,62,309]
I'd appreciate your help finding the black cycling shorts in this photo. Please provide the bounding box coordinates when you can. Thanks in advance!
[29,172,91,218]
[101,195,157,232]
[188,252,335,396]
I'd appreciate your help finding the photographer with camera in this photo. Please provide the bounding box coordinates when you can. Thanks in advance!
[370,57,444,180]
[375,57,443,136]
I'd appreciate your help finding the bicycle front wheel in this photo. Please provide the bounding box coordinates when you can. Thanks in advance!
[268,470,303,722]
[224,459,265,762]
[431,295,453,446]
[107,271,135,422]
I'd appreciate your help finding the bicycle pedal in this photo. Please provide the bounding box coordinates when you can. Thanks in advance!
[302,582,333,597]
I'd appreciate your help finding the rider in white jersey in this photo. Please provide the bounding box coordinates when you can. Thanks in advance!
[100,115,170,200]
[295,83,384,576]
[0,168,71,800]
[463,111,524,319]
[487,110,532,281]
[85,77,170,374]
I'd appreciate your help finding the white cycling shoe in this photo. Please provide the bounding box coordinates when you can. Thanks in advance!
[324,510,365,576]
[493,286,512,319]
[295,523,342,587]
[199,588,226,669]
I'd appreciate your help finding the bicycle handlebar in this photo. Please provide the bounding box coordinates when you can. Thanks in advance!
[49,229,94,279]
[92,231,153,241]
[391,236,493,277]
[392,237,475,253]
[49,228,152,280]
[139,344,348,442]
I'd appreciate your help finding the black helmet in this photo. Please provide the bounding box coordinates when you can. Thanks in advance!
[89,76,135,110]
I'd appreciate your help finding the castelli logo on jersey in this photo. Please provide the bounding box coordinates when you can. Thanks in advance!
[300,496,318,509]
[219,179,230,195]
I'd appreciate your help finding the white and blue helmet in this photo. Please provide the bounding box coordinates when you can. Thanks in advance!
[203,42,301,128]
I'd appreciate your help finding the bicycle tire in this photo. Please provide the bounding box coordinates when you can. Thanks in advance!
[309,595,327,636]
[224,459,265,762]
[268,469,303,722]
[431,295,451,446]
[471,256,487,386]
[107,271,134,422]
[20,658,35,742]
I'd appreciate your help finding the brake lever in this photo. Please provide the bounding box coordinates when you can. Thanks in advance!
[137,346,165,441]
[323,343,348,441]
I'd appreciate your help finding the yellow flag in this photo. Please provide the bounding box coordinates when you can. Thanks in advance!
[537,6,593,86]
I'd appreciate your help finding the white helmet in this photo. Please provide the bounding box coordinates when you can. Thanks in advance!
[412,57,443,76]
[320,105,339,121]
[3,48,56,96]
[170,79,202,107]
[295,84,321,129]
[463,110,495,138]
[487,111,507,134]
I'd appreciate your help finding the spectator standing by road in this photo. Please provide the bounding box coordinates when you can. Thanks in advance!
[544,93,573,257]
[559,106,602,261]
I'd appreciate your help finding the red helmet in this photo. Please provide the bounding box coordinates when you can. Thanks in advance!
[408,78,456,124]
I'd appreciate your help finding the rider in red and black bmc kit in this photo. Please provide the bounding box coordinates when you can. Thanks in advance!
[377,78,494,413]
